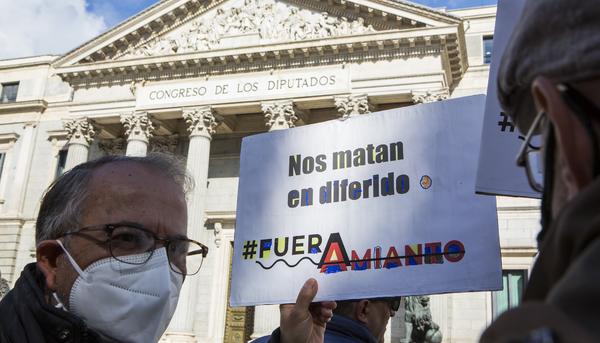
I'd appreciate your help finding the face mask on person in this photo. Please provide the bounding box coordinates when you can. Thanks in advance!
[55,240,184,343]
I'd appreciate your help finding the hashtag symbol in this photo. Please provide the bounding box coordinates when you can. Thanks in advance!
[242,240,258,260]
[498,112,515,132]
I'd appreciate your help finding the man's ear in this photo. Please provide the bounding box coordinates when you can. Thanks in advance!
[36,240,63,291]
[355,299,370,324]
[531,76,594,196]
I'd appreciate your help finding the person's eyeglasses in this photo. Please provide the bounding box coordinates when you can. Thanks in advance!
[371,297,401,312]
[516,110,545,192]
[516,83,600,193]
[59,222,209,276]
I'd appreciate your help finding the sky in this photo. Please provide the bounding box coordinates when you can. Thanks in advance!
[0,0,497,60]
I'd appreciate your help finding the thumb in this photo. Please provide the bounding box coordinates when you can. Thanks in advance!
[295,278,318,312]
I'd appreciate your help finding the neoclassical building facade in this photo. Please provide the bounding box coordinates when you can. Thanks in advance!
[0,1,540,342]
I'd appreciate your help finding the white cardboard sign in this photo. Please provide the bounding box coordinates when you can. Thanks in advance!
[230,95,501,306]
[475,0,541,198]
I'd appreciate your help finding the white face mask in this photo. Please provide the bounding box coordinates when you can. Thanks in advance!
[56,241,184,343]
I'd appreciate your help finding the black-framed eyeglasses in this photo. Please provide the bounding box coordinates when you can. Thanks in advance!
[371,297,401,312]
[516,110,545,192]
[59,222,209,276]
[516,83,600,193]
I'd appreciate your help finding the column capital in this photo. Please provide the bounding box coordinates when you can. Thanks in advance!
[334,94,372,119]
[63,117,95,147]
[182,106,218,139]
[411,89,450,104]
[120,112,155,143]
[261,100,298,131]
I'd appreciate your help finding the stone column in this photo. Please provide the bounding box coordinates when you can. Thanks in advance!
[121,112,154,157]
[334,94,372,119]
[63,118,95,170]
[251,305,280,339]
[206,223,232,343]
[262,101,298,131]
[167,106,218,342]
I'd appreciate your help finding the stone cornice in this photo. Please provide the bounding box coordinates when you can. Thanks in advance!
[56,26,465,86]
[0,133,20,143]
[0,100,48,114]
[348,0,462,25]
[46,130,69,140]
[0,55,57,70]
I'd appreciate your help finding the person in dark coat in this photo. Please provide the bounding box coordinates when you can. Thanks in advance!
[0,263,105,343]
[257,297,399,343]
[328,298,399,343]
[481,1,600,342]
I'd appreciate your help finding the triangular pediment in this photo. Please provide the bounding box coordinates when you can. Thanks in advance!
[120,0,380,60]
[53,0,462,67]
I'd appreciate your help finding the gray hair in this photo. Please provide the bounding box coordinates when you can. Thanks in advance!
[35,153,193,243]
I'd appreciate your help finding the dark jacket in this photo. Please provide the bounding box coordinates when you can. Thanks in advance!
[0,263,102,343]
[260,314,377,343]
[481,179,600,343]
[325,315,378,343]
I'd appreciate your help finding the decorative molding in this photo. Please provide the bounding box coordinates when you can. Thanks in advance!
[63,118,96,146]
[56,28,462,88]
[120,112,155,143]
[0,100,47,114]
[182,106,218,138]
[334,94,372,118]
[47,130,68,149]
[205,211,237,223]
[262,101,298,130]
[411,88,450,103]
[46,130,68,140]
[0,133,20,147]
[122,0,375,59]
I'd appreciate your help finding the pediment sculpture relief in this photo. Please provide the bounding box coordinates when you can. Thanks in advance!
[123,0,375,58]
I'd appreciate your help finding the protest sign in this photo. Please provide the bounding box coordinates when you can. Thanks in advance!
[231,95,501,307]
[475,0,542,198]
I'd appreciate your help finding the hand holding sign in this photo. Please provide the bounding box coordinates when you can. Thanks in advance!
[280,279,336,343]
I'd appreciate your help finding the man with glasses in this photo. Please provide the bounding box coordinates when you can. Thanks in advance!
[327,297,399,343]
[480,1,600,342]
[0,154,335,343]
[255,297,399,343]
